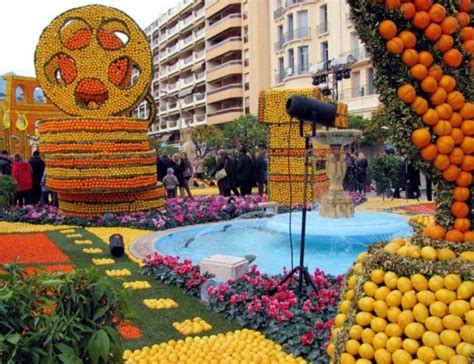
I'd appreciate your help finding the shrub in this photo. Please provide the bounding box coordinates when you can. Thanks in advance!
[0,175,16,209]
[0,265,125,363]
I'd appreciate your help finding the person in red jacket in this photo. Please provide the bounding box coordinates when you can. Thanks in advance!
[12,154,33,206]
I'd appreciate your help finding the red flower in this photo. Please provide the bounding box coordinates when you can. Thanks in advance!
[300,331,315,345]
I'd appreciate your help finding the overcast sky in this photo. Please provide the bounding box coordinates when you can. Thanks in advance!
[0,0,180,76]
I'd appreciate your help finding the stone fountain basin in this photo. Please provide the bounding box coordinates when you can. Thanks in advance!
[314,129,362,146]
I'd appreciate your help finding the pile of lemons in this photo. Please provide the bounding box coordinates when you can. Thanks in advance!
[122,281,151,290]
[143,298,178,310]
[105,269,132,277]
[410,214,435,227]
[384,237,474,262]
[330,270,473,363]
[172,317,213,336]
[82,248,103,254]
[91,258,115,265]
[74,239,93,245]
[122,329,307,364]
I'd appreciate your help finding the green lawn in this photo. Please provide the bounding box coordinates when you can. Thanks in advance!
[46,228,239,350]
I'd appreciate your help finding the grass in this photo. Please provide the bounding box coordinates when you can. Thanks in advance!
[45,228,239,350]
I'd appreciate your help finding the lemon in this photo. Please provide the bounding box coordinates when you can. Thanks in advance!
[384,272,399,289]
[422,331,440,347]
[440,329,461,347]
[371,269,386,284]
[402,338,420,354]
[348,275,358,289]
[437,248,456,261]
[430,301,448,318]
[442,314,464,330]
[353,262,363,274]
[429,275,445,292]
[455,342,473,357]
[346,289,355,301]
[340,300,351,314]
[449,300,471,317]
[386,290,402,307]
[421,246,437,260]
[460,325,474,344]
[375,286,391,301]
[358,297,375,312]
[436,289,457,304]
[413,303,429,323]
[363,281,378,297]
[387,307,402,323]
[405,322,425,339]
[448,355,469,364]
[356,312,373,327]
[358,343,375,359]
[396,245,409,257]
[411,274,428,292]
[385,323,403,337]
[384,242,401,254]
[417,345,436,362]
[372,332,388,350]
[374,300,388,318]
[425,316,444,333]
[444,274,462,291]
[374,348,391,364]
[457,281,473,300]
[326,343,335,356]
[398,310,415,328]
[392,237,406,245]
[340,353,356,364]
[392,348,412,363]
[345,339,360,355]
[402,290,418,310]
[397,277,413,293]
[355,359,371,364]
[371,317,387,333]
[416,290,437,306]
[349,325,363,340]
[460,251,474,262]
[361,328,375,344]
[434,344,456,361]
[407,245,421,258]
[357,252,368,263]
[465,310,474,325]
[386,336,402,353]
[335,313,347,327]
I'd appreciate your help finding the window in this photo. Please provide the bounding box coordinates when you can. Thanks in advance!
[297,10,309,38]
[245,96,250,114]
[15,86,25,102]
[244,73,250,90]
[319,5,328,34]
[320,41,329,63]
[277,57,284,83]
[33,87,47,103]
[352,71,361,98]
[288,48,294,75]
[243,2,248,19]
[243,25,248,43]
[0,79,7,101]
[244,49,249,66]
[277,25,284,49]
[298,46,309,74]
[287,14,294,41]
[366,68,375,95]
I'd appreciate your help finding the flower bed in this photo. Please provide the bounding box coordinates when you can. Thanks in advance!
[140,253,344,362]
[0,195,266,230]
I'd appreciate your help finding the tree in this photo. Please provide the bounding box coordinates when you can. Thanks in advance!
[191,124,224,158]
[348,107,391,147]
[222,114,268,152]
[368,154,404,198]
[148,136,179,156]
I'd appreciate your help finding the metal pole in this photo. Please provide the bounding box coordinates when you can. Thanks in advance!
[298,135,310,296]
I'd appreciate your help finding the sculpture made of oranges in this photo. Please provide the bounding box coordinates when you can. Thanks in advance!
[328,0,473,363]
[35,5,164,217]
[258,88,348,206]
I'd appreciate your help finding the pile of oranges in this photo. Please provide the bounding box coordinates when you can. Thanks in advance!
[376,0,473,242]
[258,88,346,205]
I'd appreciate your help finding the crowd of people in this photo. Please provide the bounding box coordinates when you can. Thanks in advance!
[343,151,369,194]
[0,150,57,207]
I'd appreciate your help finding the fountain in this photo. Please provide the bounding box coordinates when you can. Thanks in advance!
[315,129,362,218]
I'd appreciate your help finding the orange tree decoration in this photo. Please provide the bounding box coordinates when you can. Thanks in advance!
[35,5,164,217]
[327,1,474,363]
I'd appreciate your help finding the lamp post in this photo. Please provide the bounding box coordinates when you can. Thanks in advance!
[311,55,356,100]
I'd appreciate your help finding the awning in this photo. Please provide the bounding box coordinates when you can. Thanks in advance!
[178,86,194,98]
[191,61,204,72]
[160,133,172,141]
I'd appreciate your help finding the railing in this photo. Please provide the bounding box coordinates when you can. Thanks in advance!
[194,92,206,102]
[168,82,178,91]
[168,119,178,128]
[153,72,160,80]
[195,70,205,81]
[181,54,194,67]
[168,22,181,37]
[182,33,193,46]
[208,107,243,117]
[295,27,311,39]
[159,33,167,43]
[182,13,194,27]
[338,85,377,100]
[194,49,205,60]
[275,39,284,52]
[159,69,168,78]
[182,95,194,106]
[182,76,194,85]
[282,30,294,44]
[168,101,178,109]
[317,22,329,35]
[285,0,306,6]
[195,8,205,18]
[168,43,178,55]
[209,13,241,29]
[207,83,243,96]
[208,36,242,51]
[274,7,284,19]
[182,117,193,126]
[208,60,242,72]
[194,28,205,40]
[194,114,206,123]
[168,63,179,73]
[297,64,310,75]
[152,38,160,47]
[275,71,285,84]
[159,104,167,112]
[153,55,159,63]
[339,47,369,62]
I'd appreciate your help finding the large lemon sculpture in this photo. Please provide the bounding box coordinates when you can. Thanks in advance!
[35,5,164,216]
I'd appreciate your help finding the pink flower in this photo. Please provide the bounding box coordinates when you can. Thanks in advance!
[300,331,315,346]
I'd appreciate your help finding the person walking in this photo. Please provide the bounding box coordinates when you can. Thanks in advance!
[255,150,268,196]
[212,149,238,197]
[171,153,186,197]
[181,152,193,198]
[12,154,33,207]
[0,150,12,176]
[40,168,58,206]
[406,164,421,200]
[194,157,204,179]
[355,152,368,195]
[236,147,255,196]
[157,152,174,182]
[29,150,45,204]
[163,168,180,198]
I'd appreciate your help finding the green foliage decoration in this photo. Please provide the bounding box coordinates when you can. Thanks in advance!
[222,114,268,152]
[368,154,404,196]
[0,176,16,209]
[191,124,225,158]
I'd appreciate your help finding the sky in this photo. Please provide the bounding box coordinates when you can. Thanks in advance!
[0,0,180,76]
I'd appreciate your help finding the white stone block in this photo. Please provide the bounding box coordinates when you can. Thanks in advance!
[258,201,279,215]
[200,255,248,280]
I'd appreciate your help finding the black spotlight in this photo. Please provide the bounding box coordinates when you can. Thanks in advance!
[286,95,337,126]
[312,76,320,86]
[335,70,343,81]
[321,87,332,96]
[109,234,125,257]
[343,69,351,79]
[320,74,327,83]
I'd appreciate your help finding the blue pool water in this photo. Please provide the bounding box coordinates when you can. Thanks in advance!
[154,211,413,276]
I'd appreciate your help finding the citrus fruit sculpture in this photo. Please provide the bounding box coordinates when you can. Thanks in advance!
[328,0,473,362]
[34,5,164,216]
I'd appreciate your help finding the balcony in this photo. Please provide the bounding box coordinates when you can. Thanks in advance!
[207,107,244,125]
[167,62,179,75]
[274,7,284,20]
[339,47,369,62]
[159,68,168,80]
[180,54,194,69]
[158,33,167,43]
[274,39,284,52]
[194,92,206,104]
[182,117,194,127]
[167,101,178,112]
[282,30,294,44]
[182,94,194,107]
[195,70,206,83]
[159,104,167,113]
[152,38,160,48]
[285,0,306,6]
[317,22,329,35]
[207,14,242,40]
[182,13,195,30]
[153,55,159,63]
[206,0,242,18]
[181,75,194,88]
[194,28,205,42]
[182,33,194,48]
[194,114,206,124]
[167,119,179,129]
[207,60,243,82]
[195,8,205,19]
[194,49,205,61]
[207,83,243,104]
[168,82,179,93]
[206,37,242,60]
[295,27,311,40]
[168,43,179,57]
[168,22,181,38]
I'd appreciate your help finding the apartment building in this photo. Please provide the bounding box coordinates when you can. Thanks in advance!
[141,0,271,143]
[269,0,379,117]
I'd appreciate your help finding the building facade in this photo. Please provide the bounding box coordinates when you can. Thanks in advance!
[142,0,380,142]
